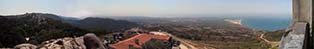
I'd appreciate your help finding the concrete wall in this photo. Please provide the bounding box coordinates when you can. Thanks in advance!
[280,0,312,49]
[292,0,312,23]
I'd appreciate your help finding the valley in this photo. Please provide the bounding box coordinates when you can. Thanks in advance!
[0,13,280,49]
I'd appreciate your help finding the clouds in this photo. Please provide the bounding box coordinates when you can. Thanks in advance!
[0,0,292,17]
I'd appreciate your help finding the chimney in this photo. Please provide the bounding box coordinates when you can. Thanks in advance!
[135,39,139,45]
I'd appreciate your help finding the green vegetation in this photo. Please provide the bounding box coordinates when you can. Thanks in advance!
[136,17,270,49]
[0,13,96,47]
[75,17,139,32]
[268,47,279,49]
[264,29,285,41]
[191,35,270,49]
[142,39,170,49]
[0,13,142,47]
[0,13,277,49]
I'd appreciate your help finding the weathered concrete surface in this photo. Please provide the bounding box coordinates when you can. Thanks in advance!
[279,0,312,49]
[292,0,312,24]
[280,23,308,49]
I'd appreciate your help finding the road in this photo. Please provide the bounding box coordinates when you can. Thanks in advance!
[171,35,198,49]
[260,33,280,47]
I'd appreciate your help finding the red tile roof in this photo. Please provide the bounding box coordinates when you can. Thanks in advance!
[110,34,171,49]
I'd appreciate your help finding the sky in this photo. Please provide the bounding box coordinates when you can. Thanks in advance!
[0,0,292,18]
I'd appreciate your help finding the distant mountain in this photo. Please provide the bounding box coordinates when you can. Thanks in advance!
[74,17,139,32]
[0,13,89,47]
[17,13,140,32]
[38,15,140,32]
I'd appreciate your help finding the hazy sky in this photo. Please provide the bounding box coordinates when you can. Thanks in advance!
[0,0,292,18]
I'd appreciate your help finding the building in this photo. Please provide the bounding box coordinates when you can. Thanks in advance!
[110,34,171,49]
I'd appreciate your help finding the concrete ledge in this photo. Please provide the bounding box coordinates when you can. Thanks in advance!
[280,22,308,49]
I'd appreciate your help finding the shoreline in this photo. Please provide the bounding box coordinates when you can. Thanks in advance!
[224,19,242,25]
[225,19,258,30]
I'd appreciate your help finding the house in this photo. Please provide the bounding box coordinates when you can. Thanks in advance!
[110,34,171,49]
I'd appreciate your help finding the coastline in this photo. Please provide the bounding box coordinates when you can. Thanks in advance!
[224,19,242,25]
[225,19,257,30]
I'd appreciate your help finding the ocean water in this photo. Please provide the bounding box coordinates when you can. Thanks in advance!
[241,16,292,31]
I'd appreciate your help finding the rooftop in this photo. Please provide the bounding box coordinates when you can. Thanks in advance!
[110,34,171,49]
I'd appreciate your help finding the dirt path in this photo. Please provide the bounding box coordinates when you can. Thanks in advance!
[164,32,215,49]
[178,44,189,49]
[171,35,198,49]
[260,33,279,47]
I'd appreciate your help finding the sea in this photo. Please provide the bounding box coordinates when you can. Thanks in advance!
[241,16,292,31]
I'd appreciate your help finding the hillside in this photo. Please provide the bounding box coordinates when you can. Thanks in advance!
[111,16,270,49]
[0,13,272,48]
[0,13,90,47]
[0,13,140,48]
[264,29,285,42]
[74,17,139,32]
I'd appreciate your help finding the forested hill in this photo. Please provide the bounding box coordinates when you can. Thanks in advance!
[0,13,90,47]
[0,13,140,48]
[74,17,139,32]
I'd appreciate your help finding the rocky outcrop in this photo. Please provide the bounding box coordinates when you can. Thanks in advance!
[6,33,105,49]
[83,33,105,49]
[38,37,86,49]
[14,44,37,49]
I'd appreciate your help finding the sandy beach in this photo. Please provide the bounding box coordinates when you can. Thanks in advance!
[224,19,242,25]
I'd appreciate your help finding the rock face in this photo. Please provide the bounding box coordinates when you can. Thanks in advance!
[83,33,105,49]
[8,33,105,49]
[39,37,86,49]
[14,44,37,49]
[38,33,105,49]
